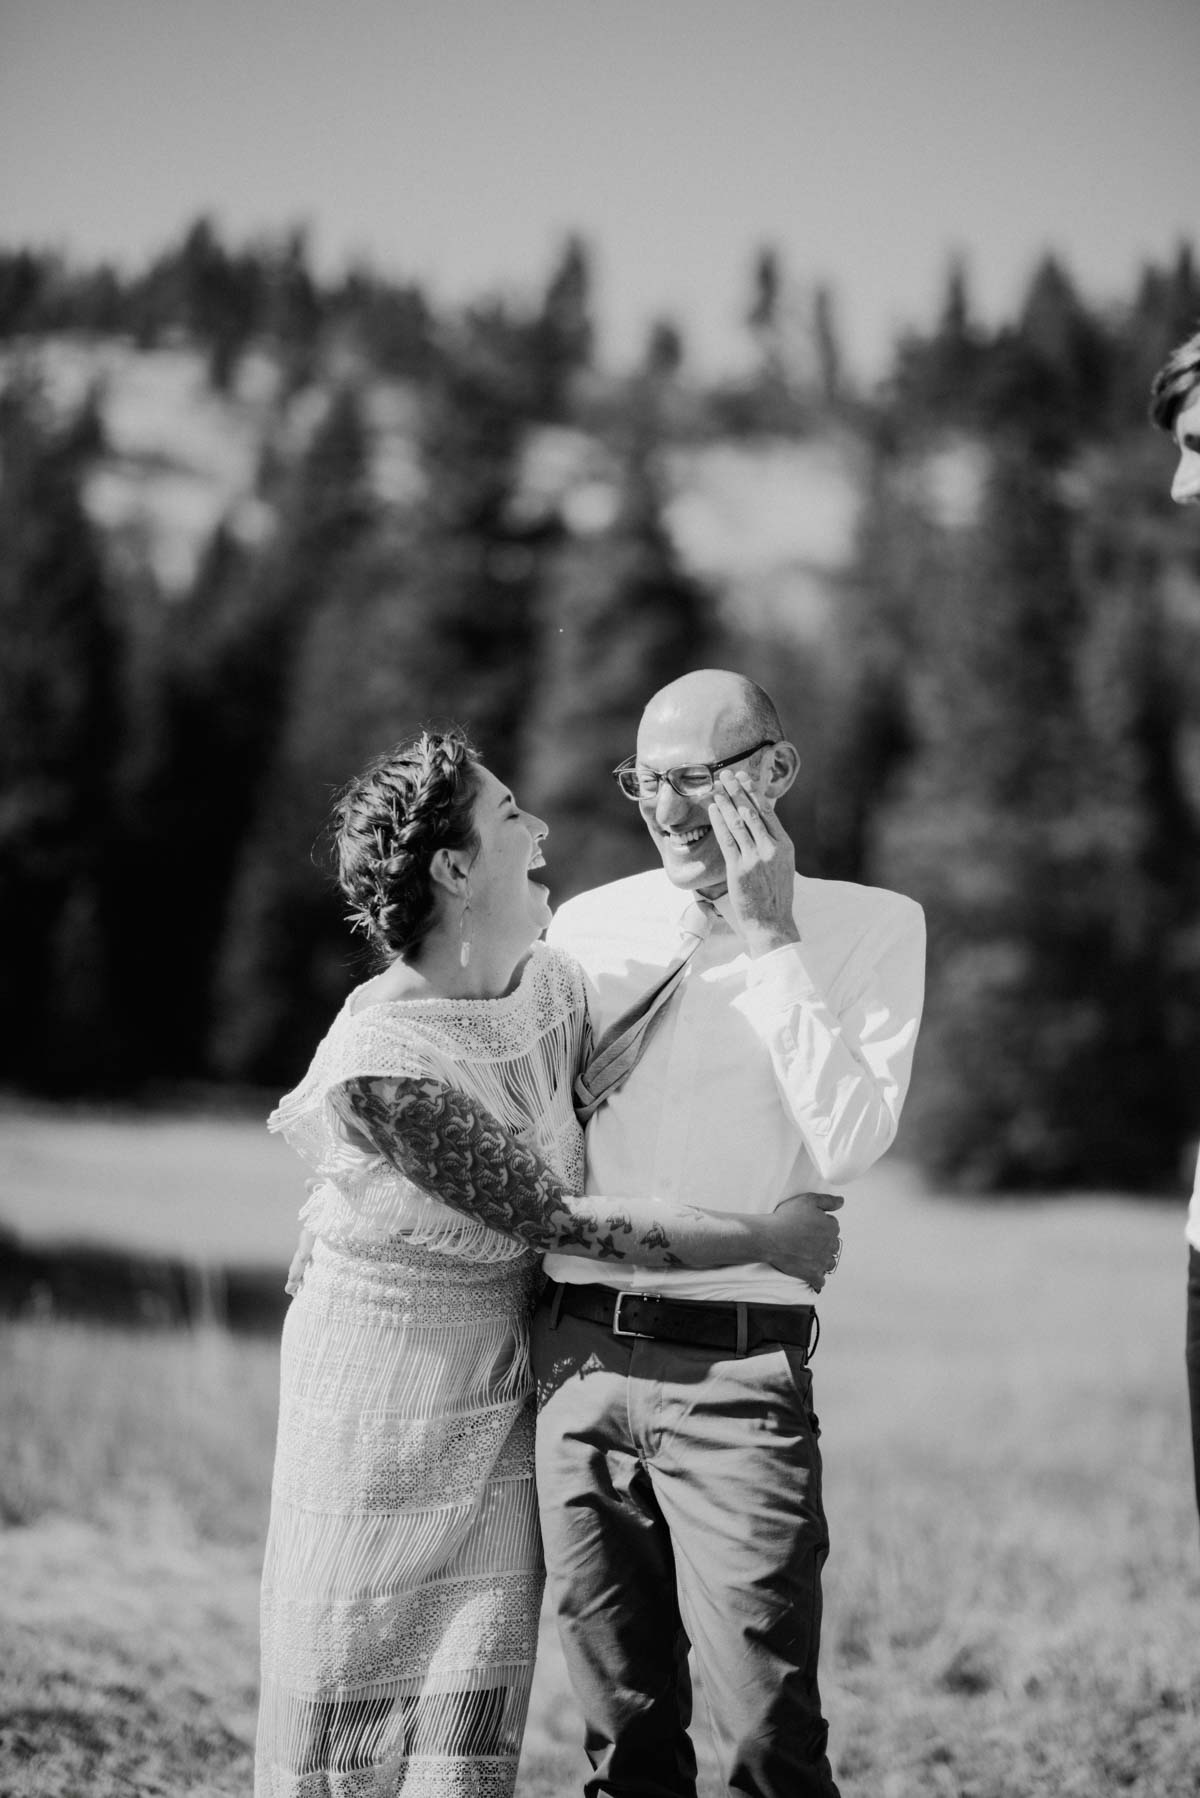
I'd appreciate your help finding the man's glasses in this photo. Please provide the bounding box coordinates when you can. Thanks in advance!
[612,740,777,802]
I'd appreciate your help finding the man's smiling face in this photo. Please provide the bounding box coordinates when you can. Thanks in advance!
[635,700,773,896]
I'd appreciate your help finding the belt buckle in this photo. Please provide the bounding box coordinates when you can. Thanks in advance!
[612,1290,658,1339]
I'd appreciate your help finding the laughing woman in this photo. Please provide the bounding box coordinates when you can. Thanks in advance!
[254,730,837,1798]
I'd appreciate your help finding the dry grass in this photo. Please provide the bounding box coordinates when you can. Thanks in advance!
[1,1113,1198,1796]
[0,1322,275,1797]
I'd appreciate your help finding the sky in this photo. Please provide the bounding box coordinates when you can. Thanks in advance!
[0,0,1194,381]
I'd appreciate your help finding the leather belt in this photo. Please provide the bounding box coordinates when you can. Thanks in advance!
[544,1280,817,1360]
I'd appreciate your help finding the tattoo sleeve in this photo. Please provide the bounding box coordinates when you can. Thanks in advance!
[334,1075,757,1268]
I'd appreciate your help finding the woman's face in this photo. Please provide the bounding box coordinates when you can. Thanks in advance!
[1172,386,1200,505]
[461,766,552,950]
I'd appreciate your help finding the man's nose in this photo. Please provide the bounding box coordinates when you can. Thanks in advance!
[653,780,691,827]
[1173,451,1200,505]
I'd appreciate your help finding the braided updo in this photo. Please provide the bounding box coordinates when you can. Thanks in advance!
[334,731,481,964]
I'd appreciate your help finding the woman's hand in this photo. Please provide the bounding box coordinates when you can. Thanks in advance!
[285,1226,315,1296]
[762,1192,843,1289]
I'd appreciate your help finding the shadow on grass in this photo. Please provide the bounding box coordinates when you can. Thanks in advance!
[0,1228,287,1336]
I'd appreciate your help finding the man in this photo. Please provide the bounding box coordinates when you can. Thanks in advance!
[1151,328,1200,1526]
[536,668,925,1798]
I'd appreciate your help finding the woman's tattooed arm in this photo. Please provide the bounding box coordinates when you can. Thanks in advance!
[339,1074,683,1262]
[335,1075,792,1271]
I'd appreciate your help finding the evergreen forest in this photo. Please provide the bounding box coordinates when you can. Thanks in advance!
[3,219,1200,1192]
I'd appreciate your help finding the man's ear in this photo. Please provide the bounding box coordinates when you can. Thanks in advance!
[763,740,801,800]
[429,848,470,898]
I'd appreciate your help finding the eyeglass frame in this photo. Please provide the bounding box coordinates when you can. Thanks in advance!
[611,738,779,802]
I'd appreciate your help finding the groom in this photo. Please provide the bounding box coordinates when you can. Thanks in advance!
[535,668,926,1797]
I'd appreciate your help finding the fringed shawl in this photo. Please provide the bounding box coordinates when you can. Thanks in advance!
[269,942,588,1261]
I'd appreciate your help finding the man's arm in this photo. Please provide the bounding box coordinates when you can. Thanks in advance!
[332,1074,843,1284]
[709,771,926,1183]
[734,905,925,1182]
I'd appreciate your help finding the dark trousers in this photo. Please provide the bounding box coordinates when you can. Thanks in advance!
[531,1293,840,1798]
[1188,1247,1200,1527]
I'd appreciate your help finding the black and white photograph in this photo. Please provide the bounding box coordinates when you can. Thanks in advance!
[1,3,1198,1794]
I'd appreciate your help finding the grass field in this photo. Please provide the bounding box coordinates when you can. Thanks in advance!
[1,1108,1198,1796]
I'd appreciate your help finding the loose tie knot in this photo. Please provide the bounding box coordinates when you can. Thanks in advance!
[678,897,717,943]
[574,900,716,1124]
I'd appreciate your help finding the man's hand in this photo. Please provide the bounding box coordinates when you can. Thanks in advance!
[285,1226,315,1296]
[707,770,800,957]
[763,1192,843,1290]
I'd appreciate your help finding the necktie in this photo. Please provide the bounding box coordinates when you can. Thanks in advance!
[573,899,715,1123]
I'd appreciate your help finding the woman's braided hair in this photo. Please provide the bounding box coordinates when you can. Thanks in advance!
[1150,324,1200,433]
[333,731,481,965]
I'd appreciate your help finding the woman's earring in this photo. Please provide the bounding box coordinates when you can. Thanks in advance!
[458,894,471,968]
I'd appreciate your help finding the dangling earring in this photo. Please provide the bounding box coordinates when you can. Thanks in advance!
[458,892,472,968]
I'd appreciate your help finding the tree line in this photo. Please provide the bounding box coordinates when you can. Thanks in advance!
[2,220,1199,1192]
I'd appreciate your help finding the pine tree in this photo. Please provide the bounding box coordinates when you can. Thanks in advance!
[263,227,324,396]
[1111,242,1200,431]
[0,249,47,336]
[643,317,685,383]
[891,255,988,430]
[747,247,783,349]
[977,255,1110,453]
[530,236,594,420]
[0,378,123,1087]
[209,312,550,1083]
[106,522,262,1082]
[518,404,718,901]
[173,216,261,390]
[403,305,550,773]
[739,244,814,432]
[877,442,1188,1188]
[812,284,843,409]
[203,518,451,1087]
[818,431,943,879]
[202,386,377,1081]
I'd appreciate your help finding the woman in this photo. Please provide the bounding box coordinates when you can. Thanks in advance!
[256,729,838,1798]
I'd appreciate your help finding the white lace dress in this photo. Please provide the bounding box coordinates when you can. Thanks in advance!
[256,943,587,1798]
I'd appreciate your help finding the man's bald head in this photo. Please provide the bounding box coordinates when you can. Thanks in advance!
[639,670,783,756]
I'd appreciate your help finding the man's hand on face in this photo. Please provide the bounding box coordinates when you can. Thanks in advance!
[766,1191,843,1290]
[707,769,800,957]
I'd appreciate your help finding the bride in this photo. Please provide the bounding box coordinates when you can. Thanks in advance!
[255,730,839,1797]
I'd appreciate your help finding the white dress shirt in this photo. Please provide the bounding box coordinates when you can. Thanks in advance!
[544,868,926,1303]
